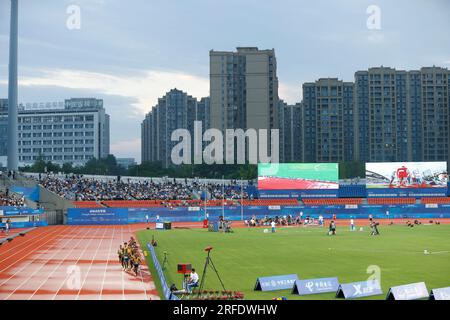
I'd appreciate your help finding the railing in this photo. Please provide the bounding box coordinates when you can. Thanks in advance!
[146,243,178,300]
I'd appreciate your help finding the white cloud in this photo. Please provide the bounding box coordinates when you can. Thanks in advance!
[0,67,210,115]
[279,81,301,104]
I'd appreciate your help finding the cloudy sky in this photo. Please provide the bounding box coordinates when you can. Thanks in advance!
[0,0,449,162]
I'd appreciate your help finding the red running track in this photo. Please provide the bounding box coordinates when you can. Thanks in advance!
[0,225,159,300]
[0,228,30,240]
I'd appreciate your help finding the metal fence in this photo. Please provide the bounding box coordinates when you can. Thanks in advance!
[44,210,64,225]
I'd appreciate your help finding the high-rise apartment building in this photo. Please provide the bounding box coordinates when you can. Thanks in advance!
[0,98,110,166]
[419,67,450,162]
[141,89,210,167]
[278,100,302,163]
[355,66,450,162]
[210,47,279,161]
[355,67,408,162]
[302,78,354,163]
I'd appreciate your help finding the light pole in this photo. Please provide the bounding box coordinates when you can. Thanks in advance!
[7,0,19,171]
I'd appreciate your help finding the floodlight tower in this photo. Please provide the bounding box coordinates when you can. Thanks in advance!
[7,0,19,171]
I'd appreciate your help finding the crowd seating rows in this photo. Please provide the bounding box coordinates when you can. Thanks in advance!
[367,198,416,205]
[0,190,25,207]
[39,174,250,202]
[37,174,450,208]
[421,197,450,204]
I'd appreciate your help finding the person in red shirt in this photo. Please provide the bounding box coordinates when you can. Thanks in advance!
[396,166,409,187]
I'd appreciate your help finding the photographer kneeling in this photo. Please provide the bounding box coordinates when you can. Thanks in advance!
[370,219,380,236]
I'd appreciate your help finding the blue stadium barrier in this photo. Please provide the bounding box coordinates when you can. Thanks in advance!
[245,185,259,199]
[67,204,450,225]
[146,243,179,300]
[0,221,47,228]
[338,185,367,198]
[67,208,128,225]
[0,207,47,228]
[367,187,447,198]
[259,189,338,199]
[0,206,44,216]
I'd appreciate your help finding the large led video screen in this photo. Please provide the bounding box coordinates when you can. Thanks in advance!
[258,163,339,190]
[366,162,448,189]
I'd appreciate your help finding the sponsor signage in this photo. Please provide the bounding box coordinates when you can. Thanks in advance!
[429,287,450,300]
[292,277,339,295]
[67,208,128,225]
[386,282,428,300]
[254,274,298,292]
[336,280,383,299]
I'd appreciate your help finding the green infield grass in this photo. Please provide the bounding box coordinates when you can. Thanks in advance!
[137,224,450,300]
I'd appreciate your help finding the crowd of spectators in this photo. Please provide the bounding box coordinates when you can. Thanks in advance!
[38,174,250,202]
[245,214,301,227]
[197,181,250,200]
[0,189,25,207]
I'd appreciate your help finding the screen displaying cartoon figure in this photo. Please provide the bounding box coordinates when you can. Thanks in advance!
[366,162,448,189]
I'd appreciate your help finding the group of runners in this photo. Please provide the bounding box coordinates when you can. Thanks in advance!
[117,237,142,277]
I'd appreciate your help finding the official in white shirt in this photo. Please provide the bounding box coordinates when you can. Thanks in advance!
[271,221,276,233]
[187,268,199,292]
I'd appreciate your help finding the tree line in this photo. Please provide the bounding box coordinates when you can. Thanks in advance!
[20,155,364,180]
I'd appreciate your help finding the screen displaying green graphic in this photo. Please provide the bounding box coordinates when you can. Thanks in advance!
[258,163,339,190]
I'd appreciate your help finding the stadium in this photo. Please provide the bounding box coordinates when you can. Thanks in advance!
[1,0,449,309]
[1,161,449,301]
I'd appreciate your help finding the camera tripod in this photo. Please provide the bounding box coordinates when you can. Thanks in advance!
[162,251,169,270]
[198,248,227,296]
